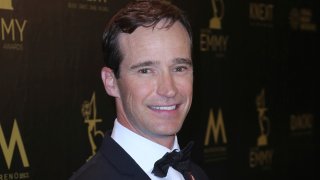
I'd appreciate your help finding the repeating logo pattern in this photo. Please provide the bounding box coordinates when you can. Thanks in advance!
[249,89,274,169]
[209,0,224,29]
[0,1,28,51]
[0,119,30,179]
[289,8,317,32]
[200,0,229,58]
[290,113,314,136]
[203,108,228,163]
[82,92,104,161]
[249,1,274,28]
[256,89,270,147]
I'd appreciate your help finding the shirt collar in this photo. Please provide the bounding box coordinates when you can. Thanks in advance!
[111,119,180,175]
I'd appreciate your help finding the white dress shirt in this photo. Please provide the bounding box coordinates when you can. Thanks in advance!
[111,119,185,180]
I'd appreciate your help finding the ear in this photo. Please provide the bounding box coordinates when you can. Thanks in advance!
[101,67,120,98]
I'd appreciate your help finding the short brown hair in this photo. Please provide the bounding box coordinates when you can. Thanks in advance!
[102,0,192,78]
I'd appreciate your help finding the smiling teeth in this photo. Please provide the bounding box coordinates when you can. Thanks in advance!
[151,105,176,110]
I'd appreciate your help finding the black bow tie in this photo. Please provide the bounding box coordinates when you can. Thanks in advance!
[152,141,194,178]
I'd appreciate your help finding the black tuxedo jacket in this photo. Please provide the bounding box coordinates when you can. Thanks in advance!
[69,135,209,180]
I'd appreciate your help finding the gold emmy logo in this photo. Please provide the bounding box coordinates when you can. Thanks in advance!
[204,109,227,146]
[0,119,30,169]
[82,92,104,161]
[209,0,224,29]
[249,92,274,168]
[256,89,270,147]
[0,0,13,10]
[200,0,229,56]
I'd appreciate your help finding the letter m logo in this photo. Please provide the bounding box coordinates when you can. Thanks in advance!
[0,119,29,169]
[204,109,227,146]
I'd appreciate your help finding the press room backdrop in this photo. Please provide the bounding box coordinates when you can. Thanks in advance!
[0,0,318,179]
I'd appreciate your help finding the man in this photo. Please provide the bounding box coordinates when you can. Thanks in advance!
[70,0,209,179]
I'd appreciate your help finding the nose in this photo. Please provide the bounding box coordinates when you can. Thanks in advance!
[156,72,178,98]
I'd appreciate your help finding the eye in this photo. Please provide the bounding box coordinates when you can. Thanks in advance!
[174,66,187,72]
[138,68,152,74]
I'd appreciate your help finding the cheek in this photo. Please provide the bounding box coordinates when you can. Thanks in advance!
[176,77,193,95]
[121,79,155,104]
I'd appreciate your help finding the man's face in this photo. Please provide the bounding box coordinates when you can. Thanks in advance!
[113,21,193,145]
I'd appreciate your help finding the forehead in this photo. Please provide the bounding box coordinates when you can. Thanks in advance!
[117,21,191,62]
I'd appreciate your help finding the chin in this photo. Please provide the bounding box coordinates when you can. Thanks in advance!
[156,125,182,136]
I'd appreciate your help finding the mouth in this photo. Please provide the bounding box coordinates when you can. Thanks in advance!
[148,105,178,111]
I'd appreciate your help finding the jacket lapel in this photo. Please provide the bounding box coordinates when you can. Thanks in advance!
[99,135,151,180]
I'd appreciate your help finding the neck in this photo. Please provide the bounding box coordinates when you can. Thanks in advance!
[117,117,176,149]
[115,100,176,149]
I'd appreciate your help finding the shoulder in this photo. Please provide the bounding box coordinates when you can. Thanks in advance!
[69,135,151,180]
[69,152,113,180]
[69,136,124,180]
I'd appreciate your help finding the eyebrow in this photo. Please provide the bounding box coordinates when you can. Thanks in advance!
[129,57,193,70]
[130,61,158,70]
[173,58,193,66]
